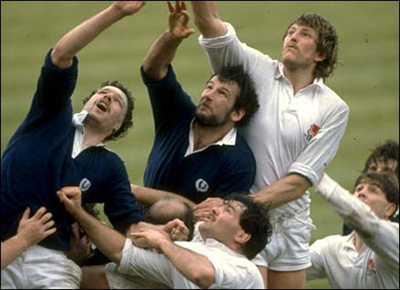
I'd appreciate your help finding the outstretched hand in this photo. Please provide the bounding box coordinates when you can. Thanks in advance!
[194,197,223,222]
[164,218,190,241]
[57,186,83,217]
[17,207,56,247]
[167,1,195,40]
[131,228,171,252]
[112,1,146,17]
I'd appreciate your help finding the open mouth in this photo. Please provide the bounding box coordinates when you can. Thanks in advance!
[96,101,108,112]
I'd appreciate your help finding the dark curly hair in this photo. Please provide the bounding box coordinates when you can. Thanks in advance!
[83,80,135,142]
[224,193,272,260]
[363,140,399,176]
[283,13,339,80]
[210,65,259,127]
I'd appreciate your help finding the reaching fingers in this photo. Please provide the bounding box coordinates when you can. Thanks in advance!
[44,227,57,238]
[181,1,187,11]
[32,206,47,219]
[39,212,53,224]
[167,1,174,13]
[175,1,181,13]
[21,207,31,220]
[44,219,55,230]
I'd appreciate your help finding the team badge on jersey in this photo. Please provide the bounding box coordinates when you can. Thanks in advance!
[195,178,209,193]
[306,124,320,142]
[79,178,92,192]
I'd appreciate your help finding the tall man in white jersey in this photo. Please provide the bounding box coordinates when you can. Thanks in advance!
[190,2,349,288]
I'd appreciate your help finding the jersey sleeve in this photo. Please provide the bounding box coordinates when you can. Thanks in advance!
[118,238,175,287]
[199,22,275,77]
[289,99,349,186]
[27,49,78,123]
[140,65,196,134]
[316,173,399,271]
[103,155,143,233]
[307,238,329,280]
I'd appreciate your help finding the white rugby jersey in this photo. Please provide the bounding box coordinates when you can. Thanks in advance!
[308,174,399,289]
[118,223,264,289]
[199,23,349,218]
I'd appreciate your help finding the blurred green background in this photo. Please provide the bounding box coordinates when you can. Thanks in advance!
[2,2,398,288]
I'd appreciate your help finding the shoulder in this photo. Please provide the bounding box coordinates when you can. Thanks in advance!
[311,234,348,253]
[318,84,350,113]
[229,134,256,161]
[93,147,126,171]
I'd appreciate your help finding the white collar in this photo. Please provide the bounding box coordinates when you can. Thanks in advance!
[275,62,325,90]
[184,119,237,158]
[71,110,105,159]
[193,222,247,259]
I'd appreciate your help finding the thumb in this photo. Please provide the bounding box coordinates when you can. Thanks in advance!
[184,29,196,38]
[57,191,68,204]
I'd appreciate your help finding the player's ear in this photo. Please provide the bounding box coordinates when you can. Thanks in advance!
[384,202,396,220]
[231,107,246,123]
[234,230,251,245]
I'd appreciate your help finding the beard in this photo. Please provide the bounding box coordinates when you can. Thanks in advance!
[194,109,231,128]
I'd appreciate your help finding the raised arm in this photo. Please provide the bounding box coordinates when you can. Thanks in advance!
[190,1,227,38]
[57,187,126,263]
[142,1,194,81]
[316,173,399,269]
[51,1,146,69]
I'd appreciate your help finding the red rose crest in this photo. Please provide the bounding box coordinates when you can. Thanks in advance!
[306,124,320,142]
[367,258,375,271]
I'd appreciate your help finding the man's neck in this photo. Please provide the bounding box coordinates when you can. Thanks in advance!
[283,65,315,95]
[354,233,364,253]
[83,122,109,148]
[193,122,234,151]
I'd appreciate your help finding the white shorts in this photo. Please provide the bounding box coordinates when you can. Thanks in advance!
[105,262,169,289]
[252,208,314,271]
[1,245,81,289]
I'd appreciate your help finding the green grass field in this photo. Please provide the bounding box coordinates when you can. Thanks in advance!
[1,2,398,288]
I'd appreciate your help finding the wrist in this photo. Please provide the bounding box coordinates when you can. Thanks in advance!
[158,237,173,253]
[107,4,127,21]
[11,234,30,251]
[165,29,185,44]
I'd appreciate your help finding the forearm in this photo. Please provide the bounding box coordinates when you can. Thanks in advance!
[255,174,311,210]
[190,1,227,38]
[132,184,195,207]
[72,209,125,263]
[316,174,380,238]
[142,30,183,81]
[1,236,29,270]
[51,5,125,68]
[159,240,215,288]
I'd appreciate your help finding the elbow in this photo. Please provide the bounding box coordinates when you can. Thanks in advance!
[142,61,167,82]
[51,46,73,69]
[109,252,122,264]
[192,268,215,288]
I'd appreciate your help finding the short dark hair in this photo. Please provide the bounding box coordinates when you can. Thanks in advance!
[284,13,339,80]
[224,193,272,260]
[83,80,135,142]
[144,197,195,240]
[354,171,399,218]
[211,66,259,127]
[363,140,399,175]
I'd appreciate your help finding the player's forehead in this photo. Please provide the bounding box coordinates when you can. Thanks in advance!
[368,157,398,171]
[356,177,382,189]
